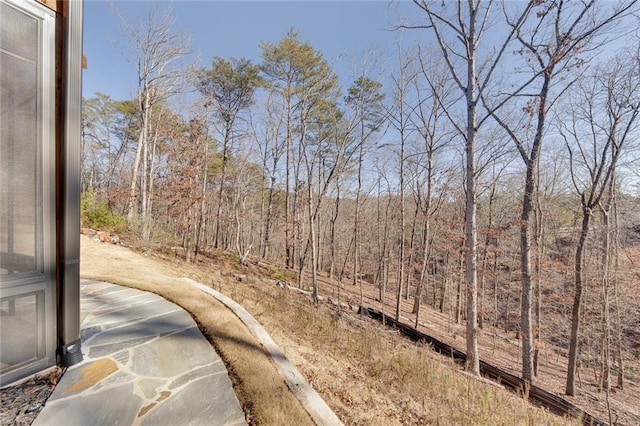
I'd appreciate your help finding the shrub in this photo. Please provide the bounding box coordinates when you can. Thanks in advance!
[80,188,126,233]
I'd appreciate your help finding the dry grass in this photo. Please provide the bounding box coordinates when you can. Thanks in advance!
[207,280,577,426]
[82,236,578,425]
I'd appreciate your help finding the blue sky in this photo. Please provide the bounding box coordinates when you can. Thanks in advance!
[82,1,422,101]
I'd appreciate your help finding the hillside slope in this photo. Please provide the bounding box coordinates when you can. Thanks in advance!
[81,236,602,425]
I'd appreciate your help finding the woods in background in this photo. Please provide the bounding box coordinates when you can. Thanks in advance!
[81,0,640,410]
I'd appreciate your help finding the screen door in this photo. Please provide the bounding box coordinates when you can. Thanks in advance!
[0,0,56,385]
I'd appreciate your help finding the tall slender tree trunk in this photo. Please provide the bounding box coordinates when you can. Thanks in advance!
[493,248,499,327]
[533,184,545,376]
[455,246,463,325]
[353,144,363,288]
[329,178,340,280]
[377,185,392,309]
[611,182,624,389]
[413,153,435,320]
[284,92,293,268]
[144,129,158,241]
[600,176,615,426]
[262,174,276,259]
[413,218,429,314]
[127,101,150,223]
[520,158,537,383]
[599,207,612,392]
[194,138,209,261]
[566,207,591,396]
[395,132,406,322]
[405,208,419,300]
[519,72,550,385]
[414,217,431,328]
[258,154,267,259]
[463,31,480,375]
[308,183,320,304]
[214,124,232,249]
[481,182,496,332]
[141,127,148,229]
[142,109,163,242]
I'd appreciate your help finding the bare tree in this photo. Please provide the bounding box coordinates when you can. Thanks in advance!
[113,2,190,238]
[409,50,452,327]
[484,0,637,384]
[387,47,416,322]
[81,93,132,195]
[558,48,640,396]
[408,0,533,376]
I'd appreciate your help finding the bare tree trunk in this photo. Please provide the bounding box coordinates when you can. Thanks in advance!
[308,183,320,304]
[316,158,323,274]
[258,157,267,259]
[329,176,340,312]
[493,248,499,327]
[413,217,429,314]
[455,246,464,325]
[414,217,431,328]
[566,208,591,396]
[392,57,410,323]
[294,154,303,274]
[463,32,480,374]
[533,189,544,376]
[562,49,640,394]
[464,132,479,375]
[115,4,190,228]
[141,125,148,230]
[185,210,193,263]
[284,94,293,268]
[353,144,363,288]
[600,206,612,424]
[194,136,209,261]
[142,108,163,242]
[395,165,406,322]
[520,157,537,383]
[479,192,495,332]
[611,183,624,390]
[127,107,148,223]
[377,181,392,310]
[214,124,232,249]
[405,208,419,300]
[144,128,158,241]
[329,179,340,280]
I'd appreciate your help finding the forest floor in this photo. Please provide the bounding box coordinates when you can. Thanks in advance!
[311,273,640,426]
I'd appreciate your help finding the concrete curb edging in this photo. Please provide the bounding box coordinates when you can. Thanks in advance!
[183,278,343,426]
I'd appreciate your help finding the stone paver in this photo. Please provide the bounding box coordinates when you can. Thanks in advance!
[33,280,246,426]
